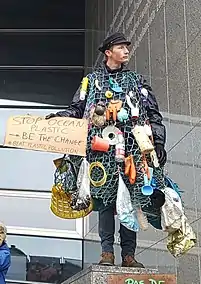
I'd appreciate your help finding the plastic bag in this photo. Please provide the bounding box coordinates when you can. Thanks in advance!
[167,217,196,257]
[116,174,139,232]
[136,207,149,231]
[71,158,91,211]
[53,155,78,193]
[161,187,184,233]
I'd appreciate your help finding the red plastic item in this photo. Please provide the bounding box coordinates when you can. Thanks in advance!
[91,136,109,152]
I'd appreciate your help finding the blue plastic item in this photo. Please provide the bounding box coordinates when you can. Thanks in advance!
[117,108,129,122]
[141,167,154,196]
[141,173,153,195]
[109,78,123,93]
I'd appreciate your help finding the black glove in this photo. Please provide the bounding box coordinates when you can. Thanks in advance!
[45,113,57,119]
[155,144,167,166]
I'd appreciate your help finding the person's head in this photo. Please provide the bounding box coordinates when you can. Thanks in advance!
[0,222,7,246]
[99,32,131,65]
[105,44,129,64]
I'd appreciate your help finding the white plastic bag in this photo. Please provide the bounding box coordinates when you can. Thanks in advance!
[161,187,184,233]
[71,158,91,210]
[76,158,90,198]
[116,174,139,232]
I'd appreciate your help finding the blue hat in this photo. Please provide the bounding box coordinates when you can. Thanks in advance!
[98,32,131,53]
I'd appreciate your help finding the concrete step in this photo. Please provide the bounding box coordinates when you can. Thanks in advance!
[62,265,176,284]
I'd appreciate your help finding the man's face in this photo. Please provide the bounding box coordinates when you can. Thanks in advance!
[105,44,129,63]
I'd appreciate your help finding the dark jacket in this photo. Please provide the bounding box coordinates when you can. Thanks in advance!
[55,64,166,147]
[138,75,166,146]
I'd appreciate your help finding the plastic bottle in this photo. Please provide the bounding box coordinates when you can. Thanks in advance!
[115,131,125,162]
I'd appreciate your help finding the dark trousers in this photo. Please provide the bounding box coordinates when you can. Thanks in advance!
[98,204,137,258]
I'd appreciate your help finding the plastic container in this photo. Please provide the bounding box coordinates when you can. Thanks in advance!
[91,136,110,152]
[115,131,125,162]
[132,125,154,154]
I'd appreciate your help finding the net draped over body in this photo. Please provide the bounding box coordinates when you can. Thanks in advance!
[64,68,165,220]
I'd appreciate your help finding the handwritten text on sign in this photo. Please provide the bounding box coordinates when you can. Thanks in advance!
[4,115,88,156]
[107,274,176,284]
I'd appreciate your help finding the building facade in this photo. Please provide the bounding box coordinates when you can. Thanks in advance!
[1,0,201,283]
[85,1,201,283]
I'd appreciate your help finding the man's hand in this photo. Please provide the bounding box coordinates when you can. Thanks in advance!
[155,144,167,166]
[45,113,57,119]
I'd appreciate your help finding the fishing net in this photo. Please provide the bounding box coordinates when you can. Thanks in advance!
[53,66,165,223]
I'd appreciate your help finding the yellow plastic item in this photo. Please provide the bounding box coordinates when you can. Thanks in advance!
[50,185,93,219]
[89,161,107,187]
[80,77,89,100]
[81,77,89,92]
[105,90,113,98]
[167,221,196,257]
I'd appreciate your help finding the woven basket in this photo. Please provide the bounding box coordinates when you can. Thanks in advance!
[50,185,93,219]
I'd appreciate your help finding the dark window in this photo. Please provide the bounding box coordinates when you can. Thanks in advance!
[0,0,85,29]
[0,70,83,105]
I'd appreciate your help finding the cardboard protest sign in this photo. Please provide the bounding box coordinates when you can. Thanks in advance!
[4,115,88,156]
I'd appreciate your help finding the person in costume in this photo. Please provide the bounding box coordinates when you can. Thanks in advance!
[46,32,166,268]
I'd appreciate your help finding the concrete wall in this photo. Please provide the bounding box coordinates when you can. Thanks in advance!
[85,1,201,283]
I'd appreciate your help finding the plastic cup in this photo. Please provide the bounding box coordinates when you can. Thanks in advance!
[91,136,109,152]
